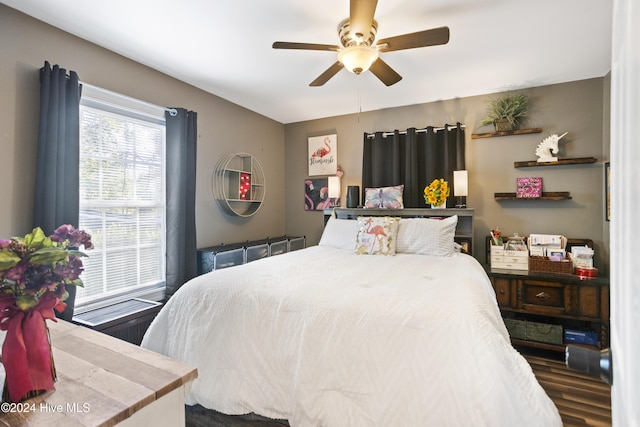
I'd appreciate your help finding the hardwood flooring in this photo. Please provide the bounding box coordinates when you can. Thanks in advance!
[523,350,612,427]
[186,351,612,426]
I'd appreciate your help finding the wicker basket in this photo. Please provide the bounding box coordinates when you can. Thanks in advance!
[494,118,514,132]
[528,255,573,274]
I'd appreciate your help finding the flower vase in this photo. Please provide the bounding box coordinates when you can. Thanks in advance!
[431,203,446,209]
[1,302,57,403]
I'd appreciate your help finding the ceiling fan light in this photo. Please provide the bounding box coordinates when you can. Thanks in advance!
[338,45,379,75]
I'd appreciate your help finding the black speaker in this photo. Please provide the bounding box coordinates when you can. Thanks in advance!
[346,186,360,208]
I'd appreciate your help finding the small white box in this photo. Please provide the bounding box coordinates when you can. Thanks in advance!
[491,246,529,271]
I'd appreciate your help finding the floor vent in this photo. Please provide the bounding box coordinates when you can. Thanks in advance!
[72,298,162,345]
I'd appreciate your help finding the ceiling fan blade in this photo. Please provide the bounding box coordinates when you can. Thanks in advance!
[350,0,378,41]
[273,41,340,51]
[310,62,344,86]
[369,58,402,86]
[377,26,450,52]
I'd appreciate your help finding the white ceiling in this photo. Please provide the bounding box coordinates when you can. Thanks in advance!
[4,0,612,124]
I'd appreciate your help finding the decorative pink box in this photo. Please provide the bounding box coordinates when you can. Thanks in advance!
[516,177,542,198]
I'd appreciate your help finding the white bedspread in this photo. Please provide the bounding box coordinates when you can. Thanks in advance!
[142,246,561,426]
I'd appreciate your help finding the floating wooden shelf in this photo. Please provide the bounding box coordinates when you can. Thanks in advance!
[514,157,598,168]
[471,128,543,139]
[494,192,572,201]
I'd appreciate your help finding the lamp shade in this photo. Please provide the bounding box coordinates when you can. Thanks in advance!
[453,170,468,197]
[337,45,379,74]
[328,176,341,199]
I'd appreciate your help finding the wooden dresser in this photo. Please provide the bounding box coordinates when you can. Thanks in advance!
[487,267,609,351]
[0,320,197,426]
[484,236,610,351]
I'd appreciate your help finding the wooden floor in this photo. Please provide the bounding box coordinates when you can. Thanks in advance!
[523,350,612,427]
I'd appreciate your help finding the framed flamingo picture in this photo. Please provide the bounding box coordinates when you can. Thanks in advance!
[304,178,338,211]
[308,134,337,176]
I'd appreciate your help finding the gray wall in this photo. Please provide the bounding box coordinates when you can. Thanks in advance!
[1,5,610,271]
[0,5,286,248]
[284,78,610,270]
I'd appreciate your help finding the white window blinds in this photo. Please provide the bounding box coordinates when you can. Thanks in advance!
[77,86,166,306]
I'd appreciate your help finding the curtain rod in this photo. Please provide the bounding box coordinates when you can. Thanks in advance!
[365,124,466,138]
[80,81,177,116]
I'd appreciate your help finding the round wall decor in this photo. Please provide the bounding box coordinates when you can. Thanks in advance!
[212,153,265,217]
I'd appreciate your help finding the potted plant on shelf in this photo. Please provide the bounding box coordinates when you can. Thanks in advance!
[480,93,530,132]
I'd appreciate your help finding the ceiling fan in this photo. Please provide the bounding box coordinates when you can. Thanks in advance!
[272,0,450,87]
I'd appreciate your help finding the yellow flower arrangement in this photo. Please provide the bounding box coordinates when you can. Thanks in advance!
[424,178,450,206]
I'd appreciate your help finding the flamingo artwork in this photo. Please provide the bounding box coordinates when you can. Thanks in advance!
[364,218,387,252]
[311,136,332,158]
[305,178,338,211]
[308,134,337,176]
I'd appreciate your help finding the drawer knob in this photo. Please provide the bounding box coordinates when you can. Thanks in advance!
[499,289,505,295]
[536,291,551,301]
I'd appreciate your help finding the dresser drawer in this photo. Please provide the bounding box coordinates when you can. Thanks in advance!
[198,244,245,274]
[214,248,245,269]
[492,258,528,270]
[289,236,306,252]
[269,239,288,256]
[520,279,567,315]
[491,277,513,308]
[246,243,269,263]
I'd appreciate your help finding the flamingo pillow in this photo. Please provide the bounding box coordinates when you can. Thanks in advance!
[354,216,400,255]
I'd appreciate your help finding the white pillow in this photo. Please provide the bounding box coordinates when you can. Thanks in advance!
[354,216,400,255]
[396,215,458,256]
[318,217,360,251]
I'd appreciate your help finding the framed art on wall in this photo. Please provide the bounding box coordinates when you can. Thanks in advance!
[304,178,338,211]
[516,177,542,198]
[308,134,337,176]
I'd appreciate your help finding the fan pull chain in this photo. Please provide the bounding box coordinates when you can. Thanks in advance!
[356,79,362,123]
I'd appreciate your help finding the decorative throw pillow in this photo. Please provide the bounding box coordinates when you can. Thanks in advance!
[396,215,458,257]
[318,217,360,251]
[354,216,400,255]
[363,185,404,209]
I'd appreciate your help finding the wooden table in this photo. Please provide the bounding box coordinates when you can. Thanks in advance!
[0,319,197,426]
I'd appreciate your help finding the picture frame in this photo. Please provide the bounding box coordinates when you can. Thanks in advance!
[605,162,610,221]
[304,178,339,211]
[516,177,542,198]
[308,134,337,176]
[455,237,472,255]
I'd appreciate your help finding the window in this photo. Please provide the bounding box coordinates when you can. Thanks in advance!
[77,85,166,308]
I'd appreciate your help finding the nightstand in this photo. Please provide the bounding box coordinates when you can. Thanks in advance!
[486,267,609,351]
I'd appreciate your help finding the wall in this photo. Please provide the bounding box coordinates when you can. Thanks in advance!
[285,78,610,269]
[0,5,610,269]
[0,5,285,247]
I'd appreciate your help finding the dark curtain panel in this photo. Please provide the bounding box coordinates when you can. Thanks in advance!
[165,108,198,299]
[362,123,465,208]
[33,61,81,321]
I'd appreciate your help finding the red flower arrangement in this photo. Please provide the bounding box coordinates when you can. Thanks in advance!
[0,225,92,402]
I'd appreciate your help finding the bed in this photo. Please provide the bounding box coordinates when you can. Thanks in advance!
[141,214,562,426]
